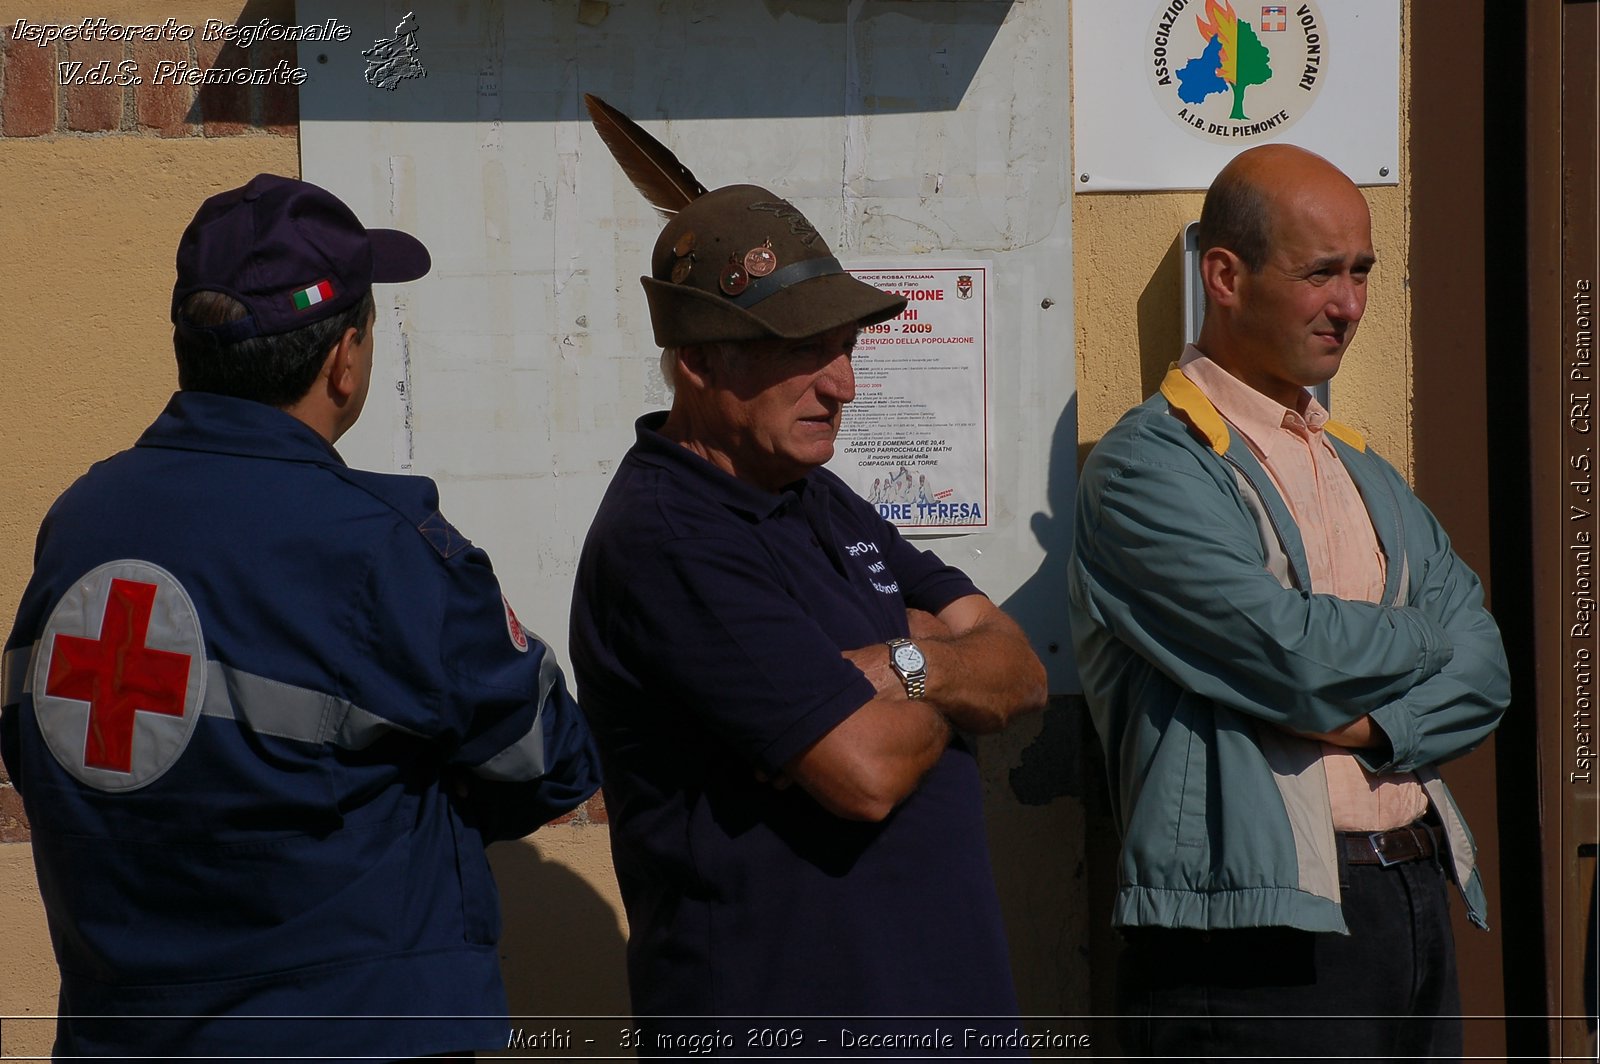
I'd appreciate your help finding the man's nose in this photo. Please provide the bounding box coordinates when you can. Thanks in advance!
[816,353,856,403]
[1327,278,1366,321]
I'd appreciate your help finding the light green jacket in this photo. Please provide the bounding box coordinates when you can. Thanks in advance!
[1069,368,1509,932]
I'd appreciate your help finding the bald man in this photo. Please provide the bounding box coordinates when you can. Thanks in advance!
[1069,145,1509,1059]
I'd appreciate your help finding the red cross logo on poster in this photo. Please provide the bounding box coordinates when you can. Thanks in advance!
[32,560,206,792]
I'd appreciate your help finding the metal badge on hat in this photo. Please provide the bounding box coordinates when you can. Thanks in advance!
[743,239,777,277]
[670,230,697,284]
[586,93,784,301]
[719,255,750,296]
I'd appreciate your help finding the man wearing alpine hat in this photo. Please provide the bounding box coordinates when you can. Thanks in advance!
[1,174,600,1060]
[570,179,1047,1046]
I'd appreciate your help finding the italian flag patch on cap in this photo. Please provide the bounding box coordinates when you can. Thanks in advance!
[292,279,335,310]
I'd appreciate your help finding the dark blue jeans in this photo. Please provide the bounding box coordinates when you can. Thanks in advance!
[1116,856,1462,1062]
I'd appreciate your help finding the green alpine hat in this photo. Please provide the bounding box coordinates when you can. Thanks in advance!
[642,184,907,347]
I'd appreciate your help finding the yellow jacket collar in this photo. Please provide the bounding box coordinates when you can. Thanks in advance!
[1158,365,1367,455]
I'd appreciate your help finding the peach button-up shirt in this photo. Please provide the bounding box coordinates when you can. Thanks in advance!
[1180,346,1429,832]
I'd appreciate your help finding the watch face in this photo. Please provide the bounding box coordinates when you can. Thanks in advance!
[893,643,925,673]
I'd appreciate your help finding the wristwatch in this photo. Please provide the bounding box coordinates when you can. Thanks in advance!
[886,637,927,700]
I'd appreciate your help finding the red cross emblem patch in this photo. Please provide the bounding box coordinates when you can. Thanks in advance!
[32,560,206,792]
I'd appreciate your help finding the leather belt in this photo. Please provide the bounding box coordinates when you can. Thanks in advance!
[1340,820,1441,867]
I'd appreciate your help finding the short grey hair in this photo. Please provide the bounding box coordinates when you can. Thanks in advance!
[660,342,753,391]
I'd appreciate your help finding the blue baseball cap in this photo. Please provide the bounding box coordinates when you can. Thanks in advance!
[171,173,430,343]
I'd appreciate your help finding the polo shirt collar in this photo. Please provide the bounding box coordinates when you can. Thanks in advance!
[631,411,803,521]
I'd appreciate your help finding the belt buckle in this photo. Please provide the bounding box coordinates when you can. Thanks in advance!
[1366,830,1403,868]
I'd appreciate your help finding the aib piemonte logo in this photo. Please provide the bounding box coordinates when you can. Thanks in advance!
[1148,0,1327,143]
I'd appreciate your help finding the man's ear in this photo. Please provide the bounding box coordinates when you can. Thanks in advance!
[324,326,364,402]
[1200,247,1245,308]
[674,344,715,391]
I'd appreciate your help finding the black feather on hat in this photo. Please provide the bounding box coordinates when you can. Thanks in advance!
[584,95,906,347]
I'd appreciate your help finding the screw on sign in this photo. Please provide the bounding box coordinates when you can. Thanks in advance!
[46,578,192,773]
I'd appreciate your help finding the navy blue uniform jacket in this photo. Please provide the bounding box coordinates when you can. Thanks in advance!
[1,392,599,1060]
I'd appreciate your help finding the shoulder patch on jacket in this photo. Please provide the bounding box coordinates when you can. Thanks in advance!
[33,559,207,792]
[328,467,472,558]
[419,511,471,558]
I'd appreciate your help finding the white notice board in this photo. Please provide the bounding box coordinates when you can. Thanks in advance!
[1072,0,1400,190]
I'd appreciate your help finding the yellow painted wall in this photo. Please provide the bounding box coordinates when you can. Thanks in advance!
[0,138,299,601]
[0,848,55,1051]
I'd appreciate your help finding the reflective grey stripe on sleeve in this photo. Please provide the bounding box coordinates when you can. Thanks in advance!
[2,644,35,706]
[201,661,422,749]
[468,650,560,782]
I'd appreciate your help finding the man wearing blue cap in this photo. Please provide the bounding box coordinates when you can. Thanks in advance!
[0,174,600,1061]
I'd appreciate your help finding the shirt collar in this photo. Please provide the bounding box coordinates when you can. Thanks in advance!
[629,411,803,521]
[1178,345,1331,458]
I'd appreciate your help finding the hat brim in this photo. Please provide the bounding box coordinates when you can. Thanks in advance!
[642,270,906,347]
[369,228,431,284]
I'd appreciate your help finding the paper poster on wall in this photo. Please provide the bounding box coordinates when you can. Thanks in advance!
[831,263,989,535]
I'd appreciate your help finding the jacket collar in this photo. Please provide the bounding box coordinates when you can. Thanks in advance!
[136,391,347,466]
[1157,364,1368,455]
[1158,365,1408,606]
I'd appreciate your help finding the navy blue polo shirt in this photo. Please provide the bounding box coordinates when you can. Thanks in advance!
[570,413,1019,1024]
